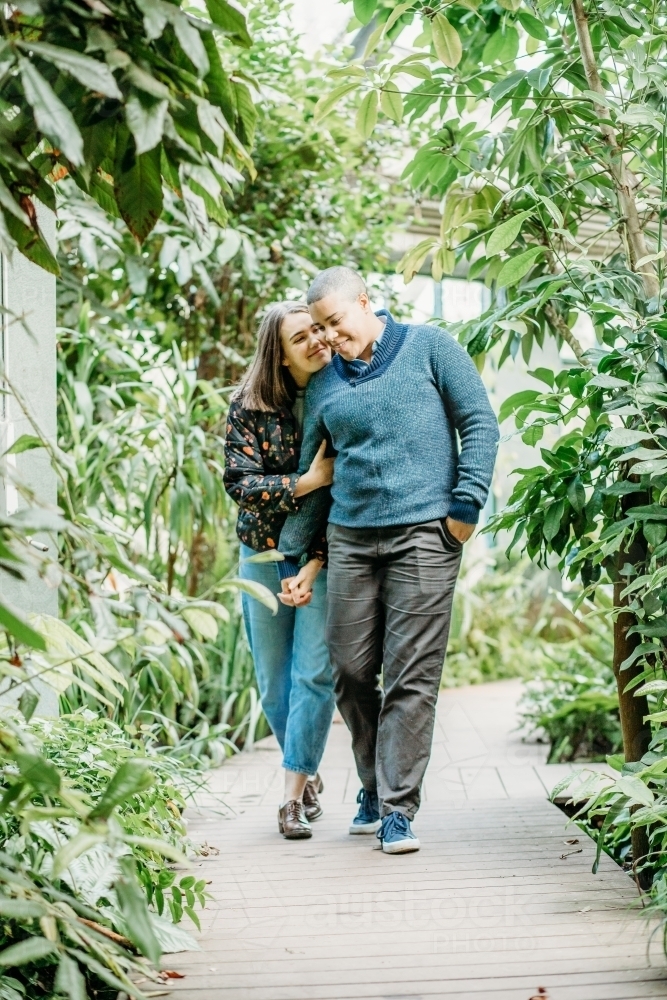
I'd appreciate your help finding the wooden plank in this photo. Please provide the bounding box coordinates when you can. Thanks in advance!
[164,681,667,1000]
[497,764,548,799]
[459,766,508,799]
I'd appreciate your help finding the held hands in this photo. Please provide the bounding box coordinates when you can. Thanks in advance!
[293,440,334,498]
[445,517,475,543]
[277,558,324,607]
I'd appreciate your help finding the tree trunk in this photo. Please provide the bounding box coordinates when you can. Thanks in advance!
[612,492,652,888]
[571,0,660,300]
[572,0,657,888]
[543,302,589,365]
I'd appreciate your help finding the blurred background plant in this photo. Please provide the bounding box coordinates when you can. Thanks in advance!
[518,595,621,764]
[443,552,553,687]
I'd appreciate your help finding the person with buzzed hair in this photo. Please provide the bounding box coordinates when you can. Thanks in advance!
[276,266,499,854]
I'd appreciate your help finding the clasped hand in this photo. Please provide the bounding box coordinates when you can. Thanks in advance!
[278,558,324,607]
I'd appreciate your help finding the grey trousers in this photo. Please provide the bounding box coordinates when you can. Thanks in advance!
[325,520,462,819]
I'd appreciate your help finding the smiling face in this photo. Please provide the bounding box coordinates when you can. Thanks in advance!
[280,311,331,386]
[308,291,377,362]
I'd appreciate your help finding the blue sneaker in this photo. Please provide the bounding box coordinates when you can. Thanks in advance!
[349,788,381,834]
[376,811,420,854]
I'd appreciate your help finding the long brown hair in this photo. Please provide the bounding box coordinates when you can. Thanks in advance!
[234,301,310,411]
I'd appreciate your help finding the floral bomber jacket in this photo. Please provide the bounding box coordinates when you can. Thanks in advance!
[223,398,328,564]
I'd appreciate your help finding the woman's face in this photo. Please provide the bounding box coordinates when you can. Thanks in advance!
[280,312,331,383]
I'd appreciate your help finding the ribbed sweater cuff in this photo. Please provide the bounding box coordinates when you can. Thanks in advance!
[448,501,481,525]
[277,558,300,580]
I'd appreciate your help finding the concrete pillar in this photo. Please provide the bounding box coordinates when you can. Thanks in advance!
[0,209,58,715]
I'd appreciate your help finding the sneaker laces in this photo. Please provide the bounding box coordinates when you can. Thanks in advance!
[377,811,409,841]
[356,788,378,819]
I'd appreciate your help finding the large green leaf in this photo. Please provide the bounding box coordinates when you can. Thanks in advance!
[15,752,61,795]
[566,476,586,513]
[126,96,169,155]
[0,174,29,226]
[616,775,654,808]
[0,899,45,920]
[498,389,541,423]
[114,144,163,241]
[482,26,519,65]
[384,1,414,34]
[89,760,154,820]
[135,0,169,40]
[52,832,106,878]
[517,11,550,41]
[181,607,219,641]
[543,499,565,542]
[217,578,278,614]
[353,0,377,25]
[17,41,122,99]
[205,0,252,47]
[17,689,38,723]
[0,602,46,651]
[432,14,462,69]
[380,82,403,123]
[496,246,544,288]
[116,858,161,966]
[19,58,83,165]
[171,11,209,77]
[233,80,258,147]
[0,937,56,967]
[486,210,533,256]
[54,954,87,1000]
[242,549,285,564]
[356,91,378,139]
[314,82,359,123]
[605,428,652,448]
[4,434,43,456]
[121,835,186,863]
[3,212,60,276]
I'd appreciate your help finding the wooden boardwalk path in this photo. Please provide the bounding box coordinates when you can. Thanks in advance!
[166,679,667,999]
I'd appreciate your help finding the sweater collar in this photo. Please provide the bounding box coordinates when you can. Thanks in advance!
[332,310,405,384]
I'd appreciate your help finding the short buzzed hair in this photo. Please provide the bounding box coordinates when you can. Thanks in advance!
[307,266,367,305]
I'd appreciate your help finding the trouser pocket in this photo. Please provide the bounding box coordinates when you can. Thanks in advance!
[441,518,464,553]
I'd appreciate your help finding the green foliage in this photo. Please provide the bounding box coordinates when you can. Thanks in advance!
[519,601,622,762]
[556,721,667,888]
[443,554,553,687]
[57,0,402,385]
[22,712,205,922]
[0,0,255,267]
[0,717,185,998]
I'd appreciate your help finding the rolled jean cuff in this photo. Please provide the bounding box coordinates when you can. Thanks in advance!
[283,758,318,777]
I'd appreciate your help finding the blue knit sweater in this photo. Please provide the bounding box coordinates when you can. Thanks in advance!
[277,310,499,578]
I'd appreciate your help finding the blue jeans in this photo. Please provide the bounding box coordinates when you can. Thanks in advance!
[239,544,335,775]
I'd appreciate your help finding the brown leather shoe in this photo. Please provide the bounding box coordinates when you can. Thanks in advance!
[303,773,324,822]
[278,799,312,839]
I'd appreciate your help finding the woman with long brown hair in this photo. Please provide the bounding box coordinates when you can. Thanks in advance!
[223,302,335,840]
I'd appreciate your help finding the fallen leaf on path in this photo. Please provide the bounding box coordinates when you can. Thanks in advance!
[564,838,579,844]
[160,970,185,979]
